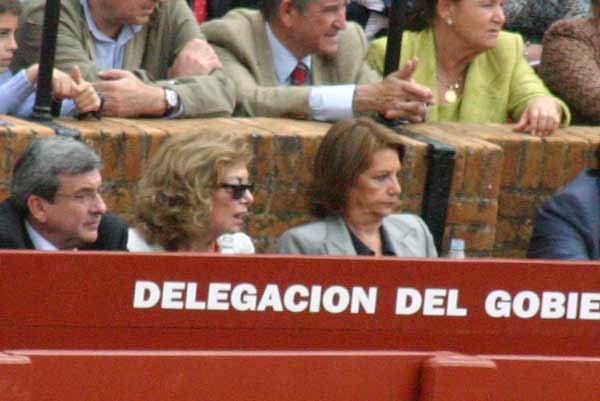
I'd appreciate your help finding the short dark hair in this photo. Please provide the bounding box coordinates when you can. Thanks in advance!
[11,136,103,214]
[0,0,22,16]
[260,0,313,21]
[309,118,405,218]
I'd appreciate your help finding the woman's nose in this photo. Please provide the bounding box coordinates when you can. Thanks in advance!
[389,176,401,195]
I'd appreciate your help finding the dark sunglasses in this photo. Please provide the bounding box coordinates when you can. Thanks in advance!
[219,183,254,200]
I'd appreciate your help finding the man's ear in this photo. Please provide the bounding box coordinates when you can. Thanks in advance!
[279,0,300,28]
[27,195,49,224]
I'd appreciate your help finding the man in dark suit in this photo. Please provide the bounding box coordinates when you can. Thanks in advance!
[527,169,600,260]
[0,136,128,250]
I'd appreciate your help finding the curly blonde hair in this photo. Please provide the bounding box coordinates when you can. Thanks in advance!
[133,131,252,251]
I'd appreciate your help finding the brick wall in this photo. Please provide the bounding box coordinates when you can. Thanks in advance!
[0,116,598,256]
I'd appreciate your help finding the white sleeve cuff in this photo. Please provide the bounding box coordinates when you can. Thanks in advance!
[309,85,356,121]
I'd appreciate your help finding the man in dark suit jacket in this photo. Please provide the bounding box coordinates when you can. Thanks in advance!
[527,169,600,260]
[0,136,128,251]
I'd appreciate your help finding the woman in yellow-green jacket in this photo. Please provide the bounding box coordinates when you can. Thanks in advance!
[367,0,570,137]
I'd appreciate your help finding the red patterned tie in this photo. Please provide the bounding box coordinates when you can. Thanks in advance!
[290,61,308,86]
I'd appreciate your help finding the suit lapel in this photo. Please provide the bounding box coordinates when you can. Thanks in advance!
[406,28,439,121]
[22,221,34,249]
[312,54,337,85]
[123,25,148,71]
[4,199,35,249]
[323,217,357,255]
[459,52,503,122]
[382,217,413,257]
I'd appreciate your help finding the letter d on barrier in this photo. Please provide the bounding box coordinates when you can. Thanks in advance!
[395,288,422,315]
[133,280,161,308]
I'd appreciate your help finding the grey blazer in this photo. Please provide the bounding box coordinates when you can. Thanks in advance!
[277,214,437,257]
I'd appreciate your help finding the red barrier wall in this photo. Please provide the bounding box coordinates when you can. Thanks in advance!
[1,251,598,355]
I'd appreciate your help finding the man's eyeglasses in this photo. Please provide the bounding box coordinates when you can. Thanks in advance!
[219,183,254,200]
[54,188,105,206]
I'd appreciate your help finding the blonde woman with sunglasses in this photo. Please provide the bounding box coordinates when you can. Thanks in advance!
[127,131,255,254]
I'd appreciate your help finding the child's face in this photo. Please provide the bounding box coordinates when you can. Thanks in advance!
[0,13,18,68]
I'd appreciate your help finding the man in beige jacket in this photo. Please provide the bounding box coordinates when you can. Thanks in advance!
[201,0,433,121]
[13,0,235,118]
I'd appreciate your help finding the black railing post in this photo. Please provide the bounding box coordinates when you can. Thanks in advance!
[28,0,80,139]
[31,0,60,121]
[383,0,407,76]
[391,127,455,255]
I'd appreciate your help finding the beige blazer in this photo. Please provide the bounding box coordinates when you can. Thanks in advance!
[201,9,380,118]
[13,0,235,118]
[277,214,437,257]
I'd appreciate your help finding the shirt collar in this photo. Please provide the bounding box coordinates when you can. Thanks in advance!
[24,220,61,251]
[265,23,311,85]
[80,0,142,45]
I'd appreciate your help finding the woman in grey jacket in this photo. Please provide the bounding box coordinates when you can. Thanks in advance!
[278,118,437,257]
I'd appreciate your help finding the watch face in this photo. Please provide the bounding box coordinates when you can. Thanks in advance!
[165,89,178,108]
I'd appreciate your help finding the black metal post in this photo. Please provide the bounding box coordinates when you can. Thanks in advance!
[31,0,61,121]
[380,1,455,254]
[383,0,407,76]
[392,127,456,255]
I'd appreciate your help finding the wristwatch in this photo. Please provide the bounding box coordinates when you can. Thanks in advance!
[164,88,180,116]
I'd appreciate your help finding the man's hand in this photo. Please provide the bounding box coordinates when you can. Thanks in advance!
[512,96,562,137]
[70,66,101,113]
[353,58,434,122]
[93,69,166,117]
[168,38,222,78]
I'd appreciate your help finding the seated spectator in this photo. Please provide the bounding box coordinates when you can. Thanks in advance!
[528,169,600,260]
[128,131,255,253]
[539,0,600,125]
[0,0,100,117]
[200,0,434,122]
[368,0,570,137]
[278,118,437,257]
[12,0,235,118]
[503,0,590,65]
[0,136,128,250]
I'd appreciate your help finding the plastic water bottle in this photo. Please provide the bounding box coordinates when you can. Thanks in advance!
[448,238,466,259]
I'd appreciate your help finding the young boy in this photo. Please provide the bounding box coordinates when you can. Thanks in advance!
[0,0,100,116]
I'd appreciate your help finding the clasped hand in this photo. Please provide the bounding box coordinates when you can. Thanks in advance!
[355,58,434,122]
[26,64,101,114]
